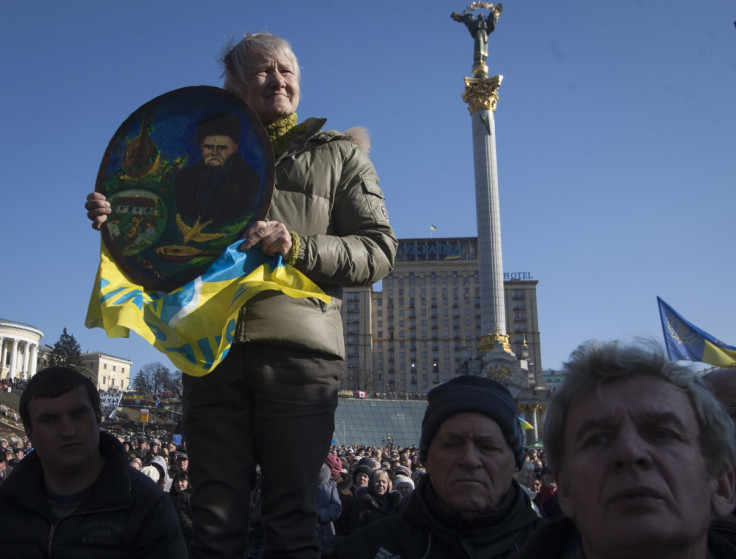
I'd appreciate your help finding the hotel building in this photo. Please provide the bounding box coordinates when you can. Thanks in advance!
[341,237,542,394]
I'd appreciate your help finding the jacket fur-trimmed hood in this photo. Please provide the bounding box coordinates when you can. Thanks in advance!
[343,126,371,153]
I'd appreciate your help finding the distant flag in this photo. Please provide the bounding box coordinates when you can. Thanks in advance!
[430,225,437,231]
[86,240,330,377]
[518,417,534,430]
[357,390,367,399]
[657,296,736,367]
[155,397,161,409]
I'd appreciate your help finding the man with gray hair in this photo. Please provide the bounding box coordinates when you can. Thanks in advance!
[512,340,736,559]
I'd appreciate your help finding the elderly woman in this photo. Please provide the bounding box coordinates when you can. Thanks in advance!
[85,32,395,559]
[348,469,402,534]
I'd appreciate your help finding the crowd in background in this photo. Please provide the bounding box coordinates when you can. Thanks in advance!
[0,431,558,557]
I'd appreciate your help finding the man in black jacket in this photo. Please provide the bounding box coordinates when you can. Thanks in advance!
[333,375,542,559]
[0,366,186,558]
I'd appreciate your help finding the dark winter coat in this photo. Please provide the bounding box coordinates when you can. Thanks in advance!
[508,517,736,559]
[347,484,402,534]
[333,478,542,559]
[0,431,186,558]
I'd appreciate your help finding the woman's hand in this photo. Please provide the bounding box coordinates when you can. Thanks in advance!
[241,219,293,258]
[85,192,111,230]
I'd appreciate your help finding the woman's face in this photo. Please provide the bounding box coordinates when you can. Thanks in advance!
[396,483,413,498]
[242,52,300,124]
[372,474,388,496]
[175,478,189,492]
[355,472,369,487]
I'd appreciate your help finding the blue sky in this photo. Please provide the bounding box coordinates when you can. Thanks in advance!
[2,0,734,375]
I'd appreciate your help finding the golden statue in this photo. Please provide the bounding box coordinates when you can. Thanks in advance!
[451,3,503,78]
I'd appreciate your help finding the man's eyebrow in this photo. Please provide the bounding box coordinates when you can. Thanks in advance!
[441,430,501,443]
[37,405,90,419]
[637,410,688,432]
[572,410,688,442]
[572,417,613,442]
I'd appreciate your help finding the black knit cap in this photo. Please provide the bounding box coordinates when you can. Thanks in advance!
[196,112,241,145]
[352,464,374,484]
[419,375,524,468]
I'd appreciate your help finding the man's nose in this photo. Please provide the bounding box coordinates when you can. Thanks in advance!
[612,426,652,471]
[59,417,78,436]
[458,443,482,467]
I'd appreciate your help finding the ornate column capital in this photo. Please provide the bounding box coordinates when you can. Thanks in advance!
[479,327,512,354]
[462,75,503,114]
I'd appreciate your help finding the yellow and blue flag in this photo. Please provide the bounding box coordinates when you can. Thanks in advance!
[86,240,330,377]
[518,417,534,430]
[657,296,736,367]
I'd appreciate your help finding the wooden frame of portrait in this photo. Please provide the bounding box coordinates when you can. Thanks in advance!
[96,86,274,291]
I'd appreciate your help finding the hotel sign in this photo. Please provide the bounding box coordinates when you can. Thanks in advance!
[399,242,463,259]
[504,272,533,280]
[396,240,534,281]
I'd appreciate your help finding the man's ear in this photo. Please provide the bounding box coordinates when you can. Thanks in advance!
[554,470,575,519]
[710,467,736,518]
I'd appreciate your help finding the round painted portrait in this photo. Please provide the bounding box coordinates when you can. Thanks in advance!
[96,86,274,291]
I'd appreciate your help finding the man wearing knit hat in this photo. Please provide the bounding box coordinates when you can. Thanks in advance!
[333,375,542,558]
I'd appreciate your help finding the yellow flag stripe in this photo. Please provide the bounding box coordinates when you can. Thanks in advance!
[86,241,329,376]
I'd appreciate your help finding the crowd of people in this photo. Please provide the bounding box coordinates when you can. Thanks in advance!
[0,404,560,557]
[0,377,28,393]
[2,340,736,558]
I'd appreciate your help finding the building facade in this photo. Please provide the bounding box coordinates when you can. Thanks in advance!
[341,237,543,394]
[79,352,132,392]
[0,318,43,382]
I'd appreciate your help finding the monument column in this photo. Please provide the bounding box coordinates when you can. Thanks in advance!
[463,77,507,351]
[453,2,511,354]
[452,4,550,423]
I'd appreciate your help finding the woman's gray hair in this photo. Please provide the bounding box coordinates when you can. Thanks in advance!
[221,32,300,100]
[544,340,736,478]
[516,460,536,486]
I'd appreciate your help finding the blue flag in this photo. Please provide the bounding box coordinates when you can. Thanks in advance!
[657,297,736,367]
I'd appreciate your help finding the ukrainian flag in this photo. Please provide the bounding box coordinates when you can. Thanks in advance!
[657,297,736,367]
[518,417,534,430]
[86,240,330,377]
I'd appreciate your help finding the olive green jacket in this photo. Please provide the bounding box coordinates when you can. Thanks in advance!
[234,118,397,358]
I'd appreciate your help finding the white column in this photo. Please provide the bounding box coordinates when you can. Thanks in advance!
[30,344,39,377]
[0,337,5,374]
[21,341,30,380]
[471,108,506,336]
[9,339,18,380]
